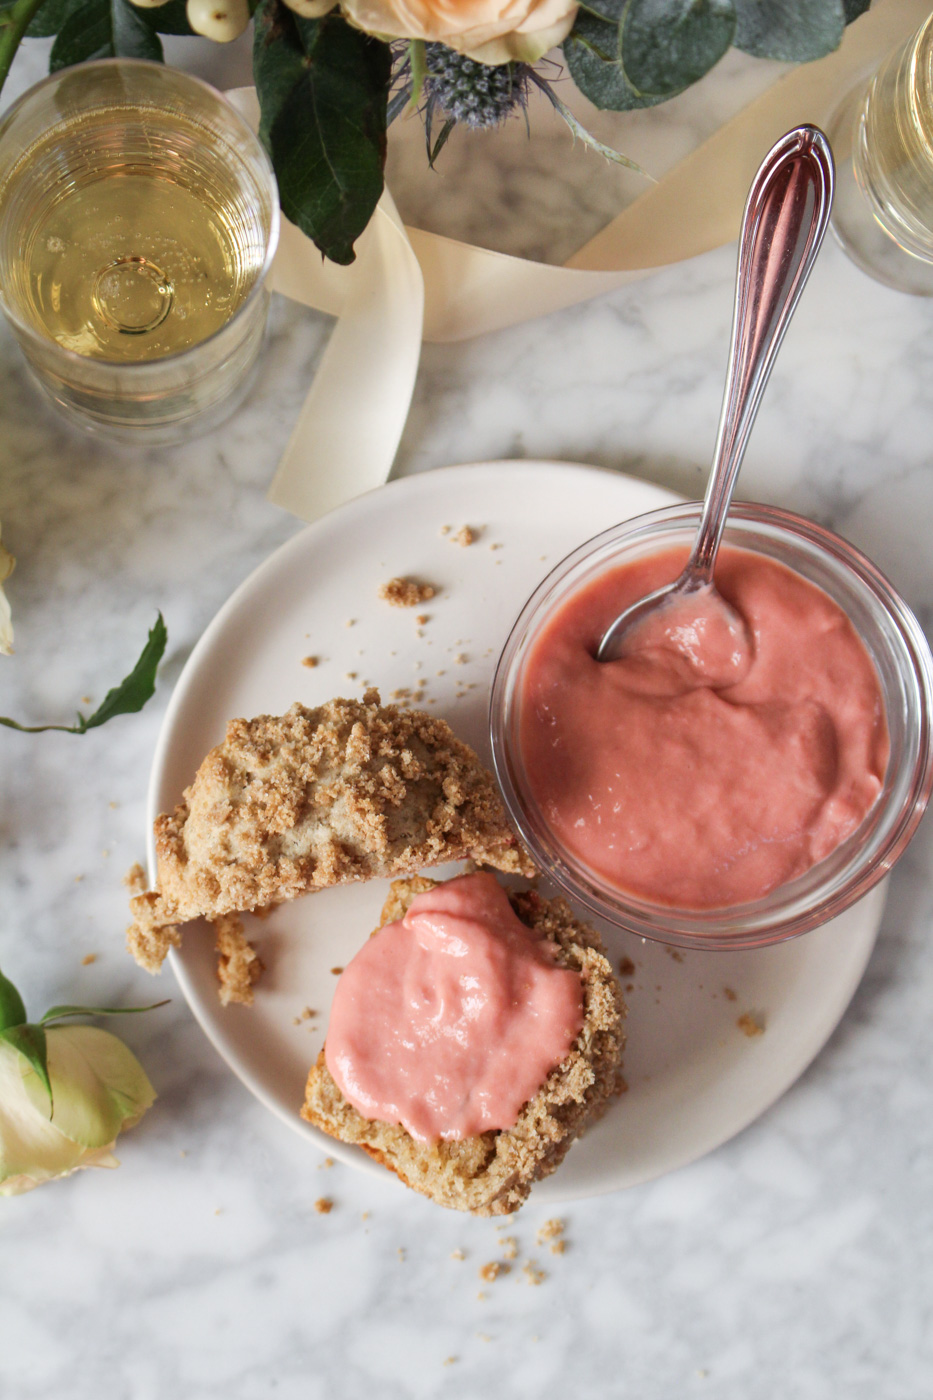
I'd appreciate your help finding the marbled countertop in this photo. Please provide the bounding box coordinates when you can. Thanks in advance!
[2,32,932,1400]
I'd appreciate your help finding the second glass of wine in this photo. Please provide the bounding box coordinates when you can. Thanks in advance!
[0,61,279,443]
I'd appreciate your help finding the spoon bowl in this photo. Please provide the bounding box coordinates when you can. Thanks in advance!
[597,125,835,665]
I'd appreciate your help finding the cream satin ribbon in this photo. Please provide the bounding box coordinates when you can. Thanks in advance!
[230,0,930,523]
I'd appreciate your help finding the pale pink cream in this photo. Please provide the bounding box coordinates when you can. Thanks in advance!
[519,546,889,909]
[325,872,583,1142]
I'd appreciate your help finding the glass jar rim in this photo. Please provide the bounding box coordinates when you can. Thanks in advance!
[489,500,933,950]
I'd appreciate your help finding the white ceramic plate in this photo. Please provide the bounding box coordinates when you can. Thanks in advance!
[152,461,884,1202]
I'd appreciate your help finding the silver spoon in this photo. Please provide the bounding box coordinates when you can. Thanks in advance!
[597,125,835,668]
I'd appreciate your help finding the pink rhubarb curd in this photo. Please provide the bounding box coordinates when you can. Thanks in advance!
[325,872,583,1142]
[519,546,889,909]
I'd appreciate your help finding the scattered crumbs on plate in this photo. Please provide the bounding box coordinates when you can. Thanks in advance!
[301,656,319,668]
[452,525,477,547]
[479,1261,509,1282]
[724,986,737,1001]
[398,1248,406,1261]
[440,524,451,536]
[74,874,84,883]
[477,1291,486,1302]
[108,801,119,810]
[436,669,446,677]
[345,618,356,627]
[478,1334,492,1343]
[214,1208,223,1217]
[450,1248,466,1261]
[500,1236,518,1261]
[330,966,344,976]
[455,653,469,666]
[81,695,92,705]
[665,947,685,962]
[536,1219,564,1248]
[379,576,436,607]
[489,542,503,551]
[179,1149,188,1158]
[321,1157,334,1169]
[619,955,636,977]
[344,671,357,681]
[522,1261,547,1286]
[737,1012,765,1038]
[314,1198,334,1214]
[101,849,110,859]
[443,1357,457,1367]
[361,1211,370,1221]
[625,983,634,994]
[293,1006,316,1026]
[416,613,429,625]
[81,953,97,966]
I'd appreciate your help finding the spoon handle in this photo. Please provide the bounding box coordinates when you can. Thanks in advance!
[689,126,835,584]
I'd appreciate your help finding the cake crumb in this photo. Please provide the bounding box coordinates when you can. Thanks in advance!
[378,576,436,608]
[522,1261,547,1286]
[397,1248,406,1261]
[477,1292,486,1301]
[450,1248,466,1261]
[737,1012,765,1037]
[330,966,344,976]
[361,1211,370,1221]
[314,1198,334,1214]
[489,542,503,551]
[666,947,685,962]
[550,1240,566,1255]
[619,955,636,977]
[500,1236,518,1261]
[479,1261,509,1282]
[415,613,429,625]
[81,953,97,966]
[443,1357,457,1367]
[452,525,476,547]
[321,1157,334,1168]
[723,986,738,1001]
[345,618,356,627]
[536,1218,564,1246]
[301,655,319,668]
[455,653,468,666]
[440,524,451,536]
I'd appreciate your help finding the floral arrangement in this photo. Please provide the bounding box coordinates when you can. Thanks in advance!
[0,0,870,264]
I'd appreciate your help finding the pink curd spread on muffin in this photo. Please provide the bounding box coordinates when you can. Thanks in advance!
[518,545,889,909]
[325,872,583,1141]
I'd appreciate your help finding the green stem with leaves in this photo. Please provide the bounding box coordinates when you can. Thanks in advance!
[0,0,49,95]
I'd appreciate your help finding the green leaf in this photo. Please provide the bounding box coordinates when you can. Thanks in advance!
[0,612,167,735]
[136,0,194,35]
[49,0,164,70]
[0,968,27,1033]
[733,0,845,62]
[0,1024,51,1115]
[26,0,74,38]
[253,1,391,265]
[565,1,669,111]
[41,1000,169,1025]
[621,0,735,98]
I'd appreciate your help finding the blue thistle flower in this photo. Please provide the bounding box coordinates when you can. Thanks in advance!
[423,45,530,131]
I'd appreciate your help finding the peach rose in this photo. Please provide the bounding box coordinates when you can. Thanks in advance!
[285,0,578,64]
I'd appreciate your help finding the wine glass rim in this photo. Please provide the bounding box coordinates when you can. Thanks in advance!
[0,57,281,374]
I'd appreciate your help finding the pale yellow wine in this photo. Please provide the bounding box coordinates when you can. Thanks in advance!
[10,109,265,362]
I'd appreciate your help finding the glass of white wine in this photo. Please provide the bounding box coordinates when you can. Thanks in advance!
[829,13,933,295]
[0,60,279,442]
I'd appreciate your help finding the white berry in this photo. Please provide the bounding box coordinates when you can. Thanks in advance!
[185,0,250,41]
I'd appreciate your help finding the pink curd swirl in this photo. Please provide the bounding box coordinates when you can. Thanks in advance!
[325,872,584,1142]
[519,546,890,909]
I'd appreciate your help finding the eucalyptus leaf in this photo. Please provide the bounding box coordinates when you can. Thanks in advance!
[565,2,669,111]
[0,1023,51,1114]
[622,0,736,98]
[253,1,390,265]
[0,968,27,1033]
[0,612,166,735]
[41,1000,169,1025]
[733,0,845,62]
[49,0,164,71]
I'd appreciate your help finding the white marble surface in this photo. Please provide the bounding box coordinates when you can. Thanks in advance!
[2,32,933,1400]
